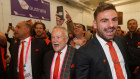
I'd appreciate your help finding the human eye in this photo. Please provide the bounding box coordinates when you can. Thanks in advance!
[101,19,108,23]
[112,17,118,21]
[57,36,61,39]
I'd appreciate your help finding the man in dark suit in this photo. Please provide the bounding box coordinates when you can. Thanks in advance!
[75,3,130,79]
[8,21,48,79]
[42,26,75,79]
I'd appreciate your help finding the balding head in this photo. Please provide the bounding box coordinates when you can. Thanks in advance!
[14,21,32,40]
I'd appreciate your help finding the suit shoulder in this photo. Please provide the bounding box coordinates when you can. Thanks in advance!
[79,38,96,50]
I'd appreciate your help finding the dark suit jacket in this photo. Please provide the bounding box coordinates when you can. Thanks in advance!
[8,38,48,79]
[75,36,130,79]
[41,46,75,79]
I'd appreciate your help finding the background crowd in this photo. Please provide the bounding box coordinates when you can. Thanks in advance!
[0,3,140,79]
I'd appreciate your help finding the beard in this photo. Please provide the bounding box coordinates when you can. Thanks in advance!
[97,27,116,42]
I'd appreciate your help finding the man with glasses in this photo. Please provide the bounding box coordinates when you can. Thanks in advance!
[70,23,87,49]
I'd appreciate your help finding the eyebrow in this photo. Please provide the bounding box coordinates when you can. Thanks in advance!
[100,17,118,21]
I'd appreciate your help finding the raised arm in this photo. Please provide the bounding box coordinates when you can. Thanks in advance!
[65,10,75,34]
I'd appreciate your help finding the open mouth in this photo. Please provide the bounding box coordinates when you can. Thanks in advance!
[53,43,59,47]
[105,27,116,35]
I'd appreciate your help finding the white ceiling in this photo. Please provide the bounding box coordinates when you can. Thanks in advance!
[57,0,140,10]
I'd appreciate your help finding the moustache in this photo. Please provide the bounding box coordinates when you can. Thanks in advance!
[104,27,116,31]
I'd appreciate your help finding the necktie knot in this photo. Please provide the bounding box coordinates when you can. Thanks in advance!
[58,52,62,55]
[107,41,113,47]
[21,41,25,45]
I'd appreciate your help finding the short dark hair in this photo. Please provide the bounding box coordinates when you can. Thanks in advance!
[74,23,86,31]
[94,3,117,20]
[127,19,137,26]
[33,22,46,30]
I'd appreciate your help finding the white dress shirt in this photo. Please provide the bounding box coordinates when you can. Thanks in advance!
[51,45,68,79]
[17,36,33,79]
[96,34,127,79]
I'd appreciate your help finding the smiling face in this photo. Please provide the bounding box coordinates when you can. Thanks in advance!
[51,27,68,52]
[35,24,45,37]
[127,20,137,32]
[93,10,118,41]
[74,24,85,37]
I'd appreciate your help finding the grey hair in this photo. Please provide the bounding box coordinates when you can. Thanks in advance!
[52,26,68,37]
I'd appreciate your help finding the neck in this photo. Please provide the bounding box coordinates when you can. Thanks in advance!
[76,35,84,39]
[20,35,30,40]
[35,35,45,38]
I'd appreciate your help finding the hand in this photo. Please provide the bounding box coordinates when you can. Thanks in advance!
[7,26,13,32]
[65,10,72,22]
[56,12,65,26]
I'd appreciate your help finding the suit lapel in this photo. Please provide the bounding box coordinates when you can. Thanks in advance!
[114,37,131,79]
[15,41,20,69]
[94,36,112,79]
[60,46,75,79]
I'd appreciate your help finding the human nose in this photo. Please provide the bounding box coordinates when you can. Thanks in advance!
[108,20,114,27]
[52,37,58,42]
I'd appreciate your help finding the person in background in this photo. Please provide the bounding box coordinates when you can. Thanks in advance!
[136,28,140,34]
[115,26,123,36]
[8,21,48,79]
[0,32,7,79]
[124,19,140,79]
[65,11,87,49]
[68,33,74,45]
[5,25,18,53]
[75,3,131,79]
[45,28,51,40]
[85,30,92,40]
[92,25,97,38]
[33,22,52,50]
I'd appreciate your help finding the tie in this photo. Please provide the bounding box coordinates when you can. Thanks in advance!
[107,41,125,79]
[0,46,6,70]
[19,41,25,79]
[53,52,62,79]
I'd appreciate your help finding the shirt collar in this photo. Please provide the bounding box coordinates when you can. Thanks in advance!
[20,36,31,43]
[96,34,107,46]
[56,45,67,54]
[96,34,113,46]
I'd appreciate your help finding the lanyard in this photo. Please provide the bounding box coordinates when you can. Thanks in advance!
[18,36,31,66]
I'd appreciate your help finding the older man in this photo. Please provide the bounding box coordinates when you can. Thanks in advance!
[8,21,48,79]
[42,26,75,79]
[75,3,130,79]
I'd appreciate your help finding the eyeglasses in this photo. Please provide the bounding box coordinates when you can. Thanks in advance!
[35,28,43,29]
[74,25,82,28]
